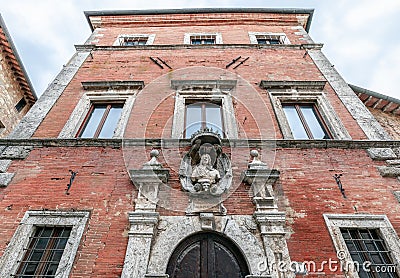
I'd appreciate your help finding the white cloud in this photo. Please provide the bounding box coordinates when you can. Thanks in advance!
[368,44,400,97]
[309,1,399,99]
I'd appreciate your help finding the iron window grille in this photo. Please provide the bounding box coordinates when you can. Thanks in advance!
[341,228,399,278]
[76,103,124,138]
[282,103,332,139]
[190,35,216,45]
[255,34,286,45]
[121,36,148,46]
[15,226,72,277]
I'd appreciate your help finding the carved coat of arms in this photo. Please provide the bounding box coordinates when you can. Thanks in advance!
[179,131,232,196]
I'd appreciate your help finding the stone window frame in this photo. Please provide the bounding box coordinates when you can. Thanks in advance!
[59,81,143,139]
[183,33,223,45]
[0,210,89,278]
[264,82,351,140]
[170,80,238,139]
[248,32,290,45]
[323,214,400,277]
[113,34,156,46]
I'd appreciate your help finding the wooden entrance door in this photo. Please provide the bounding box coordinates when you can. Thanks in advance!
[166,232,249,278]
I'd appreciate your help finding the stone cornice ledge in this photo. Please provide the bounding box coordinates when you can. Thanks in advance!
[74,43,323,51]
[82,80,145,90]
[260,80,326,91]
[0,139,400,149]
[171,79,237,90]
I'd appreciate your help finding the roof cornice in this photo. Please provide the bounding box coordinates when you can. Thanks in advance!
[84,8,314,32]
[350,84,400,115]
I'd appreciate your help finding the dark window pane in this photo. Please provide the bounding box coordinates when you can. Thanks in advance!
[300,106,330,139]
[45,263,58,275]
[191,39,201,45]
[80,106,106,138]
[16,226,72,277]
[203,39,215,44]
[268,39,281,44]
[15,98,27,112]
[98,105,123,138]
[123,37,147,46]
[341,228,399,278]
[282,105,308,139]
[31,250,44,261]
[24,262,39,274]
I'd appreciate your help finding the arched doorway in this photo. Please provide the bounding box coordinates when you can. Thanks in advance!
[166,232,249,278]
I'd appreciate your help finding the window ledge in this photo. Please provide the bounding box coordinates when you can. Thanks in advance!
[74,43,324,51]
[260,80,326,91]
[171,80,237,91]
[82,80,144,90]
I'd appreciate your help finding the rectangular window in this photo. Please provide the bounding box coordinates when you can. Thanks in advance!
[190,35,216,45]
[0,211,89,278]
[341,228,399,278]
[185,102,224,138]
[77,103,123,138]
[282,103,331,139]
[15,226,72,277]
[15,98,27,112]
[122,36,148,46]
[256,34,282,45]
[114,34,155,46]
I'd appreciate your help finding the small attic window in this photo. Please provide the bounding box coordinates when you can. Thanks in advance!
[15,98,27,112]
[248,32,290,45]
[114,34,156,46]
[190,35,216,45]
[122,37,148,46]
[183,33,223,45]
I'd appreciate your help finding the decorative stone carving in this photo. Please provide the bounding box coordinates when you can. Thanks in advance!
[122,150,169,278]
[179,130,232,196]
[242,150,294,278]
[242,150,280,211]
[121,211,160,278]
[199,212,215,230]
[129,150,169,211]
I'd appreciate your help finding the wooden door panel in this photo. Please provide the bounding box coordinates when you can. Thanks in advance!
[167,233,249,278]
[213,242,242,278]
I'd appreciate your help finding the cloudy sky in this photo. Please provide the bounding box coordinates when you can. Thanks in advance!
[1,0,399,99]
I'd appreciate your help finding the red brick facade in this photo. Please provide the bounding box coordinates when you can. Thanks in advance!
[1,9,399,278]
